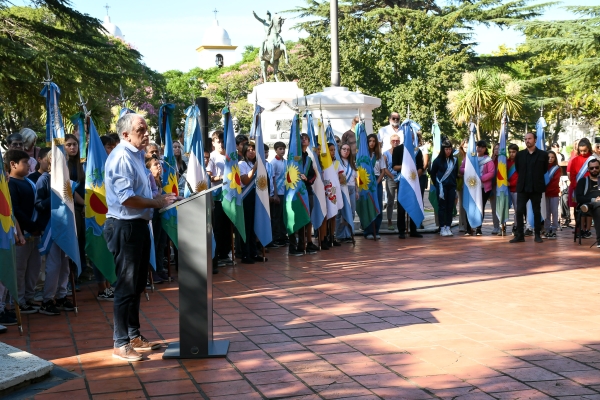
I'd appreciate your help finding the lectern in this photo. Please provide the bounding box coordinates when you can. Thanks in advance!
[160,185,229,358]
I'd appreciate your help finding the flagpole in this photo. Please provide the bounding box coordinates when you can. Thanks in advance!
[15,304,22,335]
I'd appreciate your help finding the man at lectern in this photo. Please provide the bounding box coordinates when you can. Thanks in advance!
[104,113,177,361]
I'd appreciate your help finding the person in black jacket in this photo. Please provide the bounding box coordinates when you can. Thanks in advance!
[510,132,549,243]
[430,141,459,237]
[576,157,600,246]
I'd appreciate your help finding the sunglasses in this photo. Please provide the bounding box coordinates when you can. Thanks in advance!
[589,166,600,171]
[9,142,23,148]
[390,117,399,121]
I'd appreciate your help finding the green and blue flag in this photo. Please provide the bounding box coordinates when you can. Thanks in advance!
[355,122,380,229]
[284,115,311,234]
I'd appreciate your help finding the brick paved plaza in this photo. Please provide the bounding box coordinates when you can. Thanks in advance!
[4,226,600,399]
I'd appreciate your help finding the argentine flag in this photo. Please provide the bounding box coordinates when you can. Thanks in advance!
[397,120,425,228]
[463,123,483,228]
[183,104,209,197]
[251,105,272,246]
[305,111,327,229]
[318,118,342,218]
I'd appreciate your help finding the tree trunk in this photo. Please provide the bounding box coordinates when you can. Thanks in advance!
[551,112,562,147]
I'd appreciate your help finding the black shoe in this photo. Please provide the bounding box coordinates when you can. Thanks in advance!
[266,242,280,248]
[321,241,330,250]
[253,256,268,262]
[55,297,75,311]
[409,233,423,238]
[332,239,341,246]
[475,228,483,236]
[398,233,406,239]
[19,303,38,314]
[151,271,164,284]
[39,300,60,316]
[509,235,525,243]
[306,243,319,252]
[241,258,255,264]
[0,311,17,326]
[5,309,16,319]
[212,267,219,274]
[289,248,304,257]
[26,300,40,310]
[534,234,543,243]
[524,229,533,236]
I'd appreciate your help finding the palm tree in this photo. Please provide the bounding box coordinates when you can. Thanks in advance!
[447,69,523,140]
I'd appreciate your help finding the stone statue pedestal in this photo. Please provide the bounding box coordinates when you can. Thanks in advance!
[299,86,381,137]
[247,82,304,147]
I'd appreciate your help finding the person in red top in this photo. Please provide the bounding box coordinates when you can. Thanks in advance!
[567,138,593,238]
[507,144,519,234]
[544,151,561,238]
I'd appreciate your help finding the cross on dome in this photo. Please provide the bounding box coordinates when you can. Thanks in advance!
[105,3,110,16]
[213,8,218,20]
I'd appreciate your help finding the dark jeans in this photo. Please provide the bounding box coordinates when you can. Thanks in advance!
[151,210,167,274]
[467,189,491,231]
[242,188,257,259]
[104,218,151,348]
[438,186,456,227]
[516,191,543,235]
[213,200,230,259]
[270,194,285,242]
[585,202,600,239]
[397,202,418,234]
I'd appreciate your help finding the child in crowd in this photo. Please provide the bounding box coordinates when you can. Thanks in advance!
[7,149,42,314]
[507,144,519,235]
[269,141,286,247]
[544,151,561,239]
[34,150,74,315]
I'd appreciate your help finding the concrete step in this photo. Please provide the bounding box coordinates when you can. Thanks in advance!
[0,342,53,396]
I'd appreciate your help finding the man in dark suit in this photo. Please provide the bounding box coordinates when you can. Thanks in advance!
[510,132,549,243]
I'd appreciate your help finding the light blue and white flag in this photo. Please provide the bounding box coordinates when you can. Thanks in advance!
[397,120,425,228]
[327,123,353,232]
[251,104,272,246]
[183,104,209,197]
[305,111,326,229]
[40,80,81,275]
[462,123,483,228]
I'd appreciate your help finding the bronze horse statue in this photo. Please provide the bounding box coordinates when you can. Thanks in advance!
[253,11,289,82]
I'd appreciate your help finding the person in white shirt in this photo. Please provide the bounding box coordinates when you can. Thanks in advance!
[363,134,388,239]
[269,141,287,246]
[206,131,230,266]
[378,112,402,153]
[383,134,401,230]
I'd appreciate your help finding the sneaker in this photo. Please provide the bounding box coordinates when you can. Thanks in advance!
[475,228,483,236]
[366,234,374,240]
[19,303,38,314]
[97,288,115,302]
[597,242,600,248]
[289,248,304,257]
[321,241,330,250]
[0,311,17,326]
[55,297,75,311]
[376,235,381,239]
[332,239,341,247]
[447,227,454,236]
[266,242,281,248]
[151,271,164,284]
[441,227,449,237]
[5,309,16,319]
[33,290,43,302]
[509,235,525,243]
[584,230,592,239]
[130,335,161,351]
[26,300,40,310]
[39,300,60,316]
[464,231,472,236]
[548,232,557,239]
[524,229,533,236]
[491,229,499,235]
[112,343,143,361]
[387,223,394,230]
[409,233,423,238]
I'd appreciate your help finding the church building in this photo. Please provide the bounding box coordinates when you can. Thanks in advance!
[197,12,238,70]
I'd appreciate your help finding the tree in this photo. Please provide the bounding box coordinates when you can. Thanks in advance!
[0,2,162,142]
[447,69,524,141]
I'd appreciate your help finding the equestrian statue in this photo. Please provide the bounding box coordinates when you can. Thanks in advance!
[253,10,289,82]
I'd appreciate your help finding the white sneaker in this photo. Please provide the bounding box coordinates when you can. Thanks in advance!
[366,234,374,240]
[447,227,454,236]
[440,227,448,236]
[376,235,381,239]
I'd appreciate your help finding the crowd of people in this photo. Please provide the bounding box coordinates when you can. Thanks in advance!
[1,111,598,356]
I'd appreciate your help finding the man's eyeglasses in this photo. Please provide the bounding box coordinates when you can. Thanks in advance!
[391,140,400,143]
[390,117,399,121]
[9,142,23,148]
[589,166,600,171]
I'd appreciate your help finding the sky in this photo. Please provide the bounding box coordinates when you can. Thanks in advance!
[19,0,600,72]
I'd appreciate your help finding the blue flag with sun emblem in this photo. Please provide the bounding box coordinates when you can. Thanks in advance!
[355,122,380,229]
[284,115,311,234]
[40,79,81,275]
[161,117,178,248]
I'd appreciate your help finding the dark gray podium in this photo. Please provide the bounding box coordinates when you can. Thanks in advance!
[159,184,229,358]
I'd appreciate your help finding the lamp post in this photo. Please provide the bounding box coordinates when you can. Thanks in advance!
[330,0,340,87]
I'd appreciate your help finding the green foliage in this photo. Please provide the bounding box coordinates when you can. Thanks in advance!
[0,2,163,143]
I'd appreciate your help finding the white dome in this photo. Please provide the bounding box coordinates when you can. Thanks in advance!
[102,15,123,39]
[201,20,231,46]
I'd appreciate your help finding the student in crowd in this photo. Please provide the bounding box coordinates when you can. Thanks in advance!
[239,142,266,264]
[489,143,502,235]
[341,116,359,155]
[551,143,565,162]
[544,150,561,239]
[263,143,280,249]
[35,151,74,315]
[20,128,41,173]
[384,134,400,230]
[173,140,187,176]
[6,133,24,150]
[430,141,458,237]
[363,134,387,240]
[568,138,594,239]
[101,135,117,155]
[207,131,232,266]
[145,155,169,282]
[507,144,520,235]
[461,140,495,236]
[457,139,468,232]
[203,150,210,168]
[236,134,249,159]
[269,141,287,247]
[27,147,50,184]
[6,149,42,314]
[321,142,341,248]
[336,143,357,242]
[577,157,600,247]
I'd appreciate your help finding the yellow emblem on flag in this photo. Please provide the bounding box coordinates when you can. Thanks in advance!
[0,174,14,234]
[357,166,370,191]
[227,164,243,194]
[257,175,268,191]
[63,181,74,203]
[285,164,301,190]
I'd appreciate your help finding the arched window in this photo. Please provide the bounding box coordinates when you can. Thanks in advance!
[215,54,224,68]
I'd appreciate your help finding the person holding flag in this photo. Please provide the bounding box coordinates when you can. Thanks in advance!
[430,141,458,236]
[285,115,312,256]
[393,120,425,239]
[317,117,342,247]
[459,124,483,236]
[362,134,387,239]
[495,114,510,235]
[304,112,327,249]
[104,113,176,361]
[510,131,549,243]
[355,123,380,239]
[568,138,594,239]
[461,140,494,236]
[544,151,561,239]
[183,103,209,198]
[159,106,179,250]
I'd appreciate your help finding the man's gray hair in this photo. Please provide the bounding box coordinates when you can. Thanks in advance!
[116,113,144,140]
